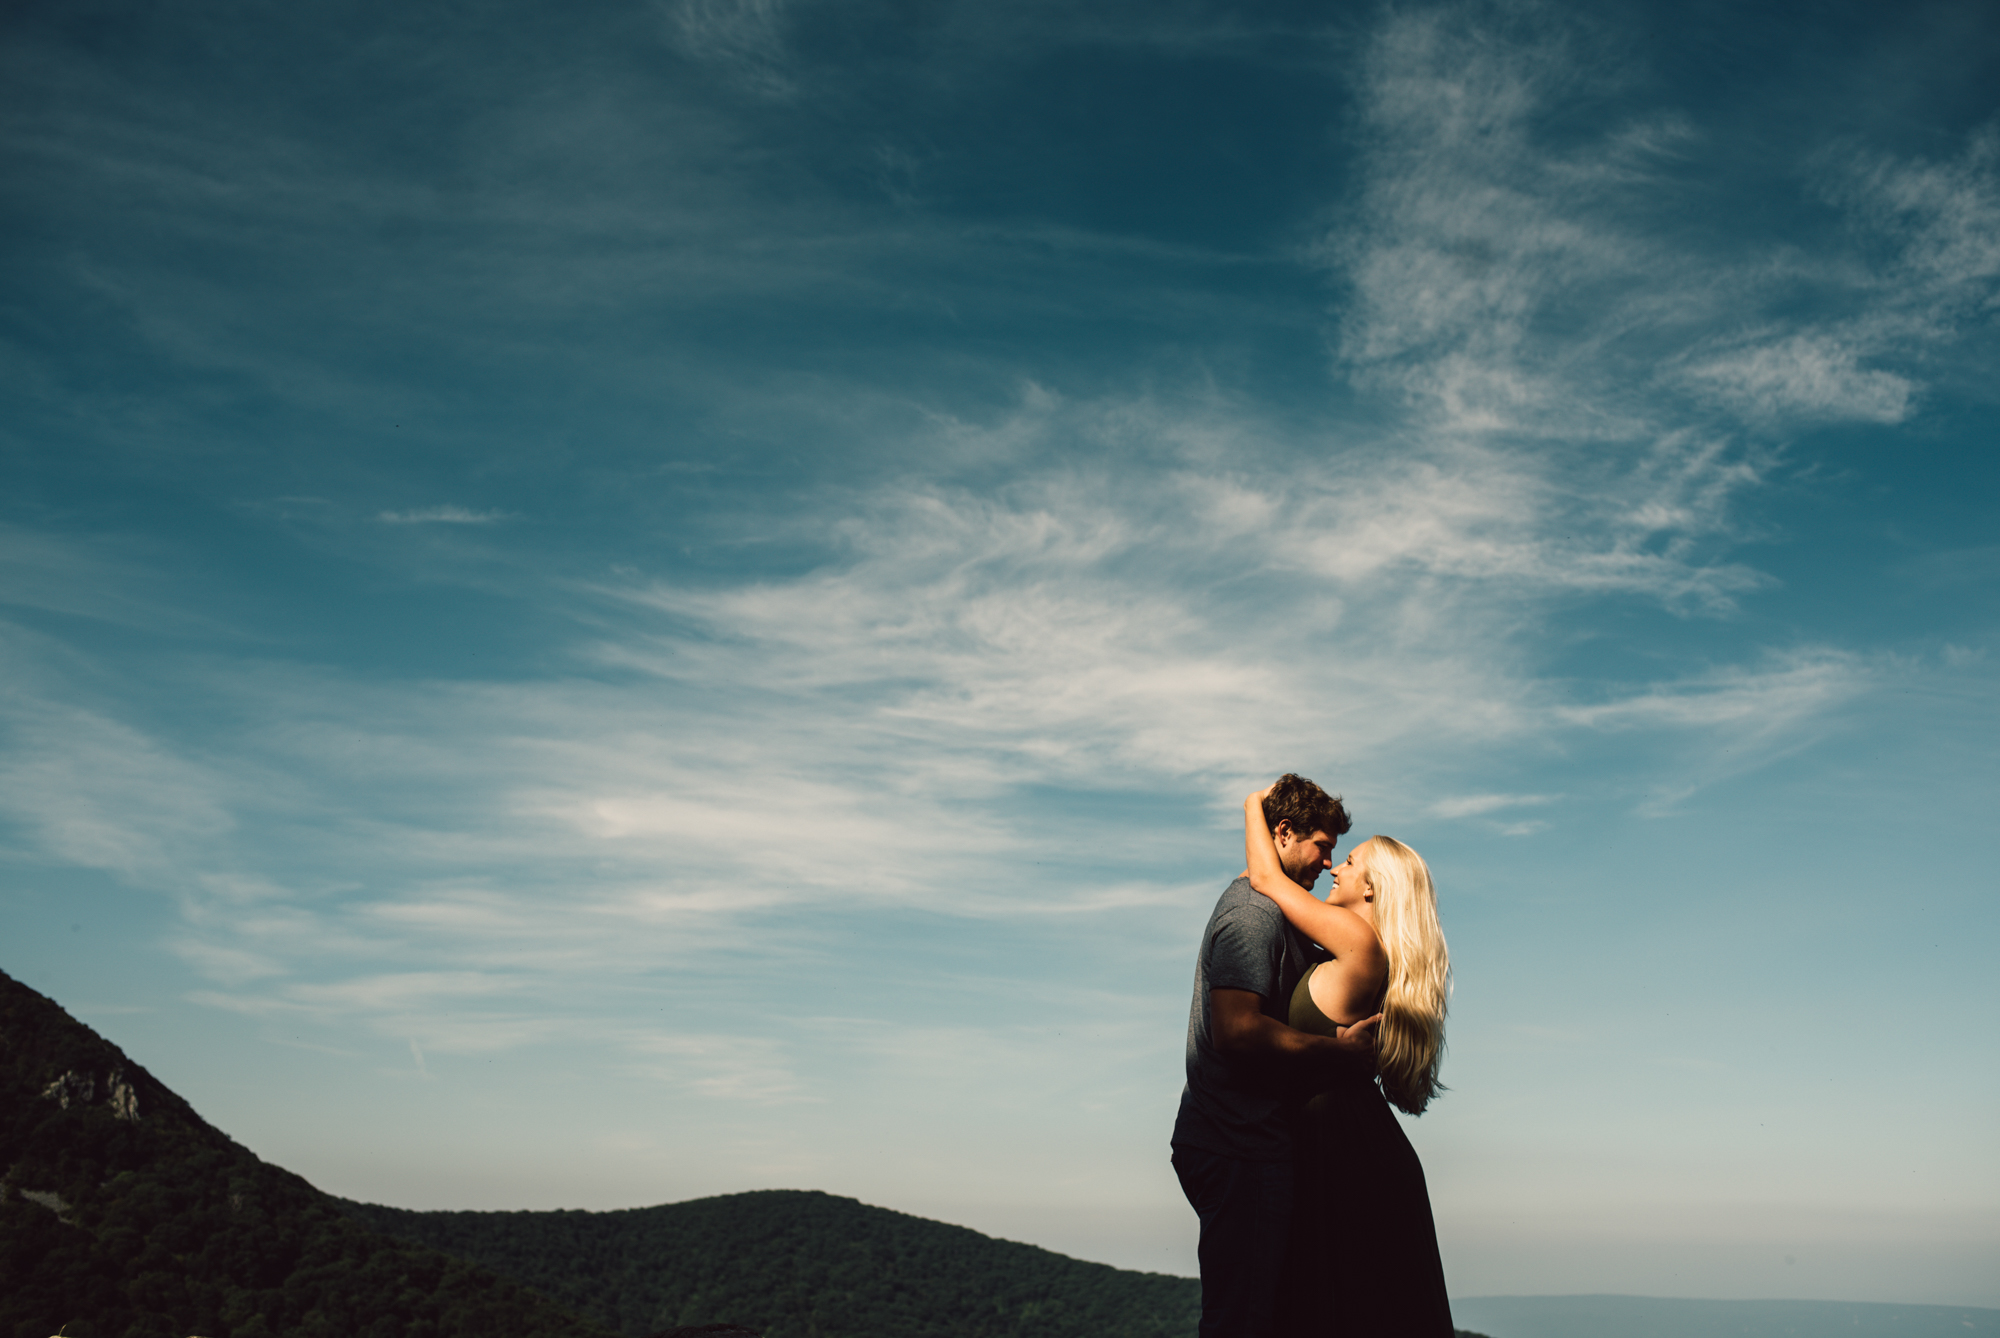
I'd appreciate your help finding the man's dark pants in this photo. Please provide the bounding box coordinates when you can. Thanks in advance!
[1172,1143,1294,1338]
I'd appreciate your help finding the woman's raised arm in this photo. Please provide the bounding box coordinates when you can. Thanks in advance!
[1243,789,1371,954]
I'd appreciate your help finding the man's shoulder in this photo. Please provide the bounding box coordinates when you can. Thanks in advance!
[1205,878,1286,934]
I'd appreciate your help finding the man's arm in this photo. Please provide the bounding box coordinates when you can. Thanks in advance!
[1210,988,1380,1077]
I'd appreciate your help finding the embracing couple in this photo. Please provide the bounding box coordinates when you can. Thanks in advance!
[1172,773,1454,1338]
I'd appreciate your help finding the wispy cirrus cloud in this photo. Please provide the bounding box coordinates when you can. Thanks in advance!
[377,506,512,525]
[0,526,227,633]
[1429,792,1559,820]
[1682,333,1915,424]
[1327,8,1658,438]
[665,0,795,96]
[0,677,237,881]
[1327,7,1996,449]
[1836,122,2000,303]
[1557,648,1868,735]
[625,1031,812,1103]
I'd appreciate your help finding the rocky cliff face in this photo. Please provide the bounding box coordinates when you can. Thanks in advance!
[40,1066,141,1121]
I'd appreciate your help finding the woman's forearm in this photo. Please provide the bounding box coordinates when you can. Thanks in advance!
[1243,794,1291,892]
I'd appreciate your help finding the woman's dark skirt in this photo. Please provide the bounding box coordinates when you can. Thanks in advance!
[1275,1077,1456,1337]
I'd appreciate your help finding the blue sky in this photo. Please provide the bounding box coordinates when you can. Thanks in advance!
[3,0,1997,1307]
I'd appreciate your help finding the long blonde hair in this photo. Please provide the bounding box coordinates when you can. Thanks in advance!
[1361,835,1450,1115]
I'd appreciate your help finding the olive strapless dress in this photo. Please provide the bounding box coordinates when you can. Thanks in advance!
[1275,962,1456,1337]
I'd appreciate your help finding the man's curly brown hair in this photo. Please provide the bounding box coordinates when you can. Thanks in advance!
[1264,773,1352,843]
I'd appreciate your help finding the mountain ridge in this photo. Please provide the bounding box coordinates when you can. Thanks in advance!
[0,965,1221,1337]
[0,966,609,1338]
[335,1188,1206,1338]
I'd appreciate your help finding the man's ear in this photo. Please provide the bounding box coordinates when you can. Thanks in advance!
[1270,818,1293,847]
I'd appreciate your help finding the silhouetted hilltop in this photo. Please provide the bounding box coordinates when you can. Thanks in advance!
[0,967,609,1338]
[340,1190,1205,1338]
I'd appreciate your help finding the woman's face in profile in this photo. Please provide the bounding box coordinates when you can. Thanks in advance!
[1328,845,1371,908]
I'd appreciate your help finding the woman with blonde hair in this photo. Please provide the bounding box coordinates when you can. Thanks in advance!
[1240,784,1455,1337]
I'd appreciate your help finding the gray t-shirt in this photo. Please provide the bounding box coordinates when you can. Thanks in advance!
[1170,876,1327,1162]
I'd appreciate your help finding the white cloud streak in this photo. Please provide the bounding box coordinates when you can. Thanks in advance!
[1684,334,1915,423]
[1429,793,1558,820]
[666,0,794,96]
[377,506,513,525]
[1557,649,1867,734]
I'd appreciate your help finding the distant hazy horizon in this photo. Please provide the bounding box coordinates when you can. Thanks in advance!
[3,0,1995,1307]
[1448,1294,2000,1338]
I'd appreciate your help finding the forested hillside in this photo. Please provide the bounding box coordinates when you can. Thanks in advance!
[0,968,608,1338]
[340,1190,1204,1338]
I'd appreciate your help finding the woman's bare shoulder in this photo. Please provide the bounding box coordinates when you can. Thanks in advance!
[1319,905,1386,960]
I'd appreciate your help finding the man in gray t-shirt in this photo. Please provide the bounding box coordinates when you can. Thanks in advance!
[1174,876,1329,1159]
[1170,774,1378,1338]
